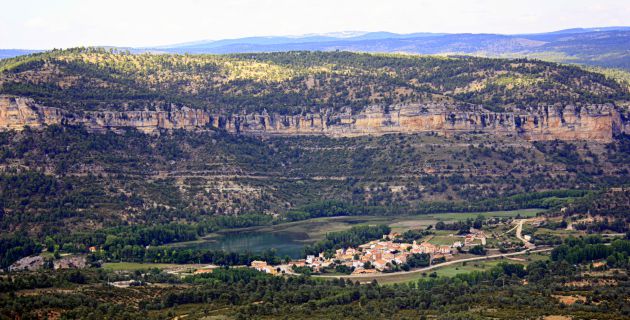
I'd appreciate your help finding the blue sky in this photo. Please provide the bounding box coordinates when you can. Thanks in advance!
[1,0,629,49]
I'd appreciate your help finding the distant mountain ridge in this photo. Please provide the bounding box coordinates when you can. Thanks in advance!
[1,27,629,70]
[152,31,443,49]
[153,27,630,50]
[0,49,42,60]
[145,27,630,70]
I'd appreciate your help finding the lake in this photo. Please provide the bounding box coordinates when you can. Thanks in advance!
[180,230,312,259]
[168,209,542,259]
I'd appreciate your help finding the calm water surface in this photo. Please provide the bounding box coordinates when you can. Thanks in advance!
[173,211,538,259]
[183,230,311,259]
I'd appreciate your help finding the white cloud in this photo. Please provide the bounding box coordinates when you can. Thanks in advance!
[24,17,45,28]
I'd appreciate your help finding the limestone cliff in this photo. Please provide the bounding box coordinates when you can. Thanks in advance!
[0,95,626,141]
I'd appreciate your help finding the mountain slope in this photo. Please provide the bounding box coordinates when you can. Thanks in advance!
[0,49,42,60]
[0,49,629,239]
[1,49,627,114]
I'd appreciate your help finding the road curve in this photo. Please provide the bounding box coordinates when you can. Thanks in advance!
[515,218,537,249]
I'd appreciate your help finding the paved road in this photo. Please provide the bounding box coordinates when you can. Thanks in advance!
[503,224,518,235]
[602,233,626,237]
[314,247,554,279]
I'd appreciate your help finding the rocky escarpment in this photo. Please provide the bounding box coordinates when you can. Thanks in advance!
[0,95,626,141]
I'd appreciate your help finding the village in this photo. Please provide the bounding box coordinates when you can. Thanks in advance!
[250,229,487,275]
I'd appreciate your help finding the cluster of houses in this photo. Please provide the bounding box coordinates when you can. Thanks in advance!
[250,230,489,275]
[465,229,487,246]
[248,230,491,275]
[250,260,285,275]
[250,260,294,275]
[346,237,453,274]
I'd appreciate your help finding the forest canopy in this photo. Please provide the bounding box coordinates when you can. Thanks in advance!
[1,48,628,114]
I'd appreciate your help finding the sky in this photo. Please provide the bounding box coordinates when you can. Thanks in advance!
[1,0,629,49]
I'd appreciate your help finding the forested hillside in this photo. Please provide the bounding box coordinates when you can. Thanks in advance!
[1,124,629,239]
[1,48,628,114]
[1,49,629,271]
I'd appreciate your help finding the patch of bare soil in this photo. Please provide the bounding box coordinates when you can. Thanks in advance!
[541,316,572,320]
[16,288,76,297]
[565,278,618,287]
[552,294,586,305]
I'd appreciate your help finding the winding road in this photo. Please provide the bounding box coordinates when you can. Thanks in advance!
[515,218,537,249]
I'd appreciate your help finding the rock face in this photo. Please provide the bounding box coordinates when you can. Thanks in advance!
[8,255,44,272]
[0,95,626,141]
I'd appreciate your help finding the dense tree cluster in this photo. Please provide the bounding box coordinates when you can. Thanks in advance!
[405,253,431,268]
[435,214,486,234]
[546,187,630,233]
[394,229,434,243]
[0,234,41,268]
[3,254,629,319]
[551,235,630,267]
[303,225,391,256]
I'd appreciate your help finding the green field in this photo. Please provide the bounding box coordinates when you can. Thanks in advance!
[435,252,549,277]
[388,209,541,232]
[423,209,541,221]
[248,209,539,237]
[427,235,457,246]
[535,227,583,238]
[103,262,197,271]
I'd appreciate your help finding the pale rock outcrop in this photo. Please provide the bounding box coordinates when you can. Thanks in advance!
[0,95,626,141]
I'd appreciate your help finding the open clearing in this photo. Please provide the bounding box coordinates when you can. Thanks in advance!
[103,262,201,271]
